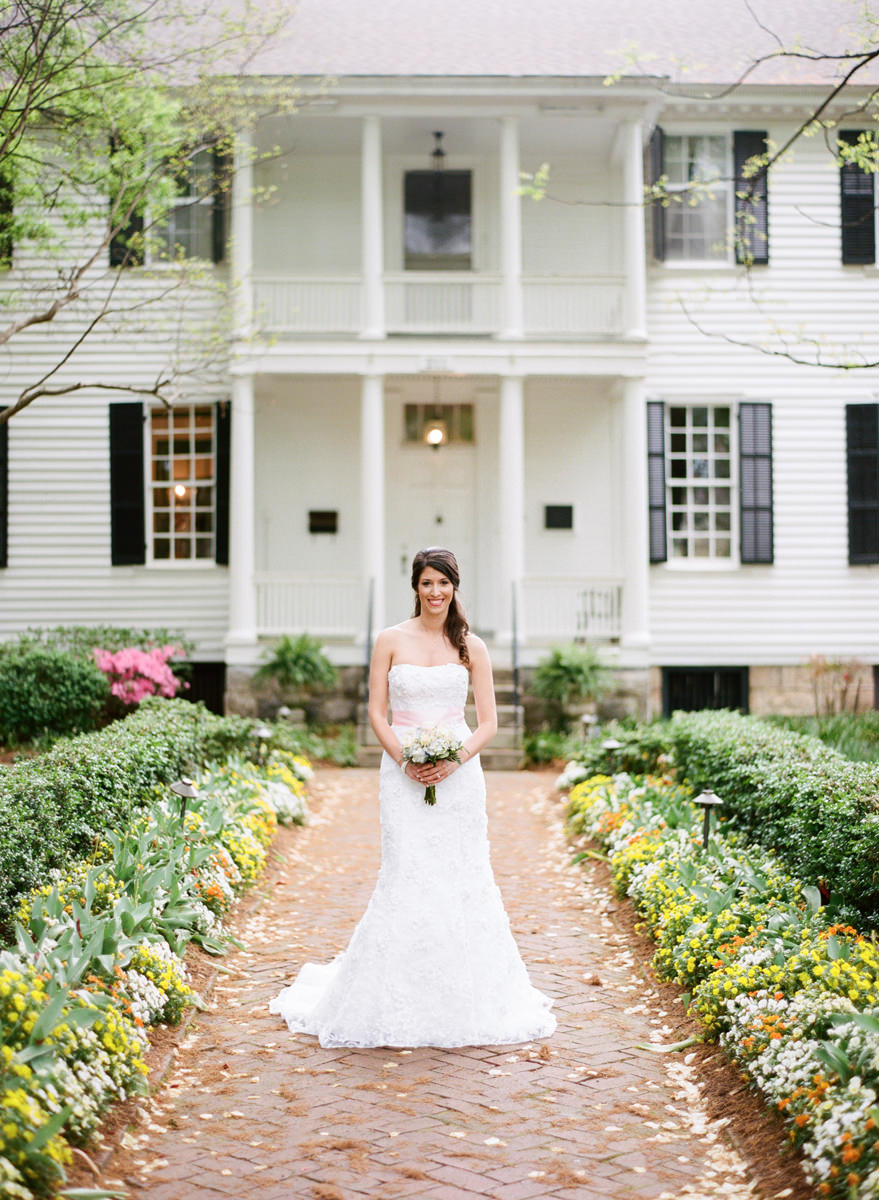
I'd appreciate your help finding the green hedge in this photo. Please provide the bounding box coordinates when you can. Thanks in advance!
[597,710,879,927]
[0,698,254,925]
[0,647,109,742]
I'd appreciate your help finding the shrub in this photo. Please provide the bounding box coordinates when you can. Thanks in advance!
[0,648,109,743]
[598,710,879,927]
[0,698,256,925]
[530,644,611,730]
[253,633,338,694]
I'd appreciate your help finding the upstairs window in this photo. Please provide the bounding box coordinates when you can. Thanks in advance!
[155,147,230,264]
[404,170,471,270]
[650,130,769,265]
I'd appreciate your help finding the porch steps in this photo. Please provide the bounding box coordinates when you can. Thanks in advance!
[355,668,524,770]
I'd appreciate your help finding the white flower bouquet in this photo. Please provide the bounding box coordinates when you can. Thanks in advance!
[400,725,463,805]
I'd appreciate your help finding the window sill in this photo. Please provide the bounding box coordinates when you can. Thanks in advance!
[652,260,737,272]
[145,560,223,570]
[656,559,741,572]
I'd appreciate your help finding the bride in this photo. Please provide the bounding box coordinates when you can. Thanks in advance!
[269,546,557,1048]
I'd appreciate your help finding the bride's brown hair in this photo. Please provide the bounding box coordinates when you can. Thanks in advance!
[411,547,470,668]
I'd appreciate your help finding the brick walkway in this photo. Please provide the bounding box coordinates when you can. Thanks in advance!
[106,769,765,1200]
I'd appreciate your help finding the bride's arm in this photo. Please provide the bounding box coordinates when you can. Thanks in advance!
[460,636,498,761]
[367,630,416,776]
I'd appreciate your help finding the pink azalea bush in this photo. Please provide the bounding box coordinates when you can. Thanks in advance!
[93,644,187,705]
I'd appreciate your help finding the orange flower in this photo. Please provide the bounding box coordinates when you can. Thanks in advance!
[794,1113,810,1127]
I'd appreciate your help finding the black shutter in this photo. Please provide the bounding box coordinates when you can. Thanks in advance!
[0,421,8,568]
[840,131,876,265]
[214,400,230,565]
[647,401,667,562]
[109,402,145,565]
[109,211,144,268]
[734,131,769,265]
[648,126,666,261]
[212,148,231,265]
[739,402,773,564]
[0,171,12,267]
[846,404,879,564]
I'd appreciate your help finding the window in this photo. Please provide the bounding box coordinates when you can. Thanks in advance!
[839,130,876,265]
[155,148,230,264]
[846,404,879,564]
[650,129,768,264]
[662,667,749,716]
[404,403,474,445]
[648,401,773,565]
[149,405,217,561]
[667,405,733,560]
[404,170,471,270]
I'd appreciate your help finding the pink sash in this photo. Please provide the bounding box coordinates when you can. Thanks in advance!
[392,708,465,729]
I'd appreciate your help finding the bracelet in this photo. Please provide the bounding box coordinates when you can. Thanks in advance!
[399,758,408,775]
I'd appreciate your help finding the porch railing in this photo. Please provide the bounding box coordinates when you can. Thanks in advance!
[251,273,626,338]
[522,577,623,642]
[255,573,362,637]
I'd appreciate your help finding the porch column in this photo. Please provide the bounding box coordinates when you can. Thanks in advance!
[499,117,523,339]
[498,374,525,643]
[225,373,257,660]
[361,373,386,635]
[361,116,385,339]
[231,127,254,340]
[622,120,647,339]
[620,378,650,652]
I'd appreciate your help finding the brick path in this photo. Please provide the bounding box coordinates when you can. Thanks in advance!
[106,769,765,1200]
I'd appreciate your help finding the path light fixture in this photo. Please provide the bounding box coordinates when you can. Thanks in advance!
[580,712,599,740]
[693,789,723,851]
[252,722,273,765]
[170,776,199,823]
[277,705,292,720]
[601,736,623,755]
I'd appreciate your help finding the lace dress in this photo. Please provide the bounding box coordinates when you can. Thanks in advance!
[268,662,557,1048]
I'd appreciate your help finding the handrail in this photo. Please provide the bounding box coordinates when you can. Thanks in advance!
[511,580,521,744]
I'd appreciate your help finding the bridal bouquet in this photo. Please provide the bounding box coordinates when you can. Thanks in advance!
[400,725,463,805]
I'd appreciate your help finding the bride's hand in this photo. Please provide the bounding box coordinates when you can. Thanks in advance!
[420,760,457,785]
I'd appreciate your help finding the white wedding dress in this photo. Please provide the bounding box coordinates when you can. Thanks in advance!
[269,662,557,1048]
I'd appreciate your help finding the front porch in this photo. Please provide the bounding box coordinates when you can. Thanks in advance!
[222,371,650,671]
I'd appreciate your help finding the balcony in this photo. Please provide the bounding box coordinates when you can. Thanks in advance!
[252,273,626,338]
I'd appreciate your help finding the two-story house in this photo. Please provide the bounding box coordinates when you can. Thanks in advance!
[1,0,877,718]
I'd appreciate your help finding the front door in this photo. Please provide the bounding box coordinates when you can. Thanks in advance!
[386,415,477,630]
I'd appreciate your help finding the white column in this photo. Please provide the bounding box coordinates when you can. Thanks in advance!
[620,378,650,653]
[622,120,647,340]
[225,373,257,660]
[498,375,525,643]
[361,374,386,635]
[231,128,254,340]
[361,116,385,339]
[499,117,523,339]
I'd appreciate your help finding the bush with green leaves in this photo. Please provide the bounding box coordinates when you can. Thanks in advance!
[529,644,611,731]
[768,711,879,764]
[596,709,879,927]
[0,698,257,926]
[254,633,338,695]
[0,648,110,743]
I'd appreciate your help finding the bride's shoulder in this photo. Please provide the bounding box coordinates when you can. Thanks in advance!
[465,632,489,664]
[373,623,412,654]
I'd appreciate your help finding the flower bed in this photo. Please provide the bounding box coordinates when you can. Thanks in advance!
[0,697,255,925]
[564,770,879,1199]
[0,744,312,1200]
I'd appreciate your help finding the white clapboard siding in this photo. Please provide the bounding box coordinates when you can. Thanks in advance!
[646,125,879,665]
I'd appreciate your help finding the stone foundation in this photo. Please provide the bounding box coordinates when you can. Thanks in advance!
[224,665,365,724]
[749,663,876,717]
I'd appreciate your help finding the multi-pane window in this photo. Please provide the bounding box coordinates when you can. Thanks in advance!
[156,149,226,262]
[663,135,730,261]
[404,403,475,445]
[667,405,733,559]
[149,405,215,561]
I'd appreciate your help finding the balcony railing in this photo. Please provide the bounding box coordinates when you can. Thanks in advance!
[252,273,626,338]
[255,573,363,637]
[522,577,623,642]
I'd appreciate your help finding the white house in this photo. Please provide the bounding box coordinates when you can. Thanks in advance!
[1,0,878,718]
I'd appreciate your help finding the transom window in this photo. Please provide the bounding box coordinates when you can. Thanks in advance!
[664,135,730,261]
[149,405,215,561]
[667,405,733,559]
[404,403,474,445]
